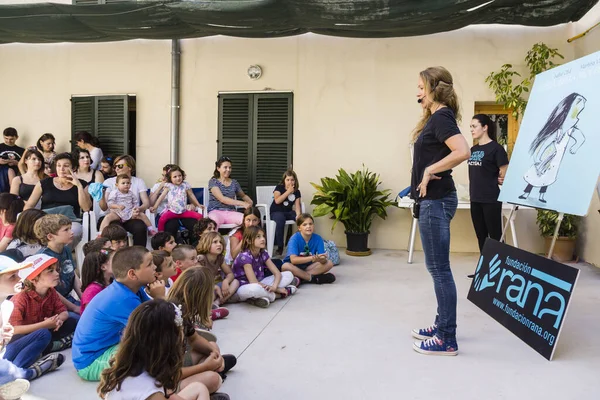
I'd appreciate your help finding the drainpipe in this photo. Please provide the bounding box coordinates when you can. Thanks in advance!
[170,39,181,164]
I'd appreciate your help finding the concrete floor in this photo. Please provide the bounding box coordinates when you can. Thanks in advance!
[22,250,600,400]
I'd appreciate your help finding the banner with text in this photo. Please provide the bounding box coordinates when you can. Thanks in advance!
[467,239,579,360]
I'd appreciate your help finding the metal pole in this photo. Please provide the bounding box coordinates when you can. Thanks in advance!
[170,39,181,164]
[547,212,564,260]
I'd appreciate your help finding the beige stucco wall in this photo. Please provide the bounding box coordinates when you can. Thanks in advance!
[573,3,600,267]
[0,15,596,256]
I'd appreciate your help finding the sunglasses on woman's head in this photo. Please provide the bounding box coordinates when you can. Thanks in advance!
[218,156,231,163]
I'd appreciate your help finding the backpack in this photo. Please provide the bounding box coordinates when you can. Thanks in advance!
[324,240,340,266]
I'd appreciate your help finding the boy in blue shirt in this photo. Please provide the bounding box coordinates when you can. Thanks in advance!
[72,246,164,381]
[283,214,335,284]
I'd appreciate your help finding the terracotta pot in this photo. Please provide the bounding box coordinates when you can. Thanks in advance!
[543,236,576,262]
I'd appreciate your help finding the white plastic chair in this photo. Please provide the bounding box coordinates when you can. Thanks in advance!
[75,210,96,271]
[255,185,305,251]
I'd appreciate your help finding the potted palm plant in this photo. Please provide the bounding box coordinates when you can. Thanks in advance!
[536,210,580,262]
[311,166,397,256]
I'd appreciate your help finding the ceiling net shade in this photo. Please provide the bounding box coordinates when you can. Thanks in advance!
[0,0,596,44]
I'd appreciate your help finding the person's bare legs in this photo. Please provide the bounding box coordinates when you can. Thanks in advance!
[174,381,210,400]
[98,213,121,235]
[133,213,153,228]
[220,279,240,304]
[182,349,222,394]
[282,261,333,281]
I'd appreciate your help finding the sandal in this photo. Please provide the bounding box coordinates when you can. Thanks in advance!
[30,353,65,380]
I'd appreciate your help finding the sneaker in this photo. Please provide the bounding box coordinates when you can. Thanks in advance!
[411,324,438,340]
[0,379,30,400]
[467,274,475,279]
[291,277,301,287]
[211,307,229,321]
[222,354,237,374]
[311,273,336,284]
[247,297,270,308]
[210,393,230,400]
[413,336,458,356]
[194,325,217,342]
[280,285,297,298]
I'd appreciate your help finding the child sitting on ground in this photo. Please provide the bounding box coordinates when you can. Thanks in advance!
[283,213,336,284]
[226,207,261,265]
[72,246,165,382]
[82,237,111,256]
[171,244,199,282]
[99,174,157,236]
[151,231,177,253]
[192,217,217,247]
[35,214,83,318]
[0,255,64,399]
[98,299,230,400]
[80,250,114,314]
[197,232,238,320]
[100,224,128,251]
[232,226,297,308]
[147,250,177,297]
[0,193,24,253]
[150,166,205,232]
[8,254,77,370]
[167,267,237,377]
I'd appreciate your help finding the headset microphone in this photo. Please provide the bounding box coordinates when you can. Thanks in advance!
[417,98,423,104]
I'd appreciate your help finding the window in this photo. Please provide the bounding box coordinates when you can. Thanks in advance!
[71,95,136,158]
[474,103,518,158]
[218,92,293,201]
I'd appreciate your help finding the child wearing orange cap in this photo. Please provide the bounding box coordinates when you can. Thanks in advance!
[0,255,65,400]
[5,254,76,374]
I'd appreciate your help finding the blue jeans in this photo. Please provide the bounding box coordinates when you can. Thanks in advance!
[418,191,458,342]
[271,211,296,247]
[3,329,51,369]
[0,359,32,385]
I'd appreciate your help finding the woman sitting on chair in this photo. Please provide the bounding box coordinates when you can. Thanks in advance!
[270,170,302,256]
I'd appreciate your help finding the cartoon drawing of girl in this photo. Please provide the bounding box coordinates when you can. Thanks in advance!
[519,92,586,203]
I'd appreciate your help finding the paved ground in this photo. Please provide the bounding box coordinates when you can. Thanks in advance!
[23,250,600,400]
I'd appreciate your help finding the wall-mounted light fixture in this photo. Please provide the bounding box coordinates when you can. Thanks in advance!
[247,65,263,80]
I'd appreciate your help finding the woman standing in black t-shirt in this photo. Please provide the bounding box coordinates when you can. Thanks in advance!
[468,114,509,253]
[270,170,302,256]
[410,67,470,356]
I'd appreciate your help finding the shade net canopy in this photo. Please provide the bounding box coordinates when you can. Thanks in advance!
[0,0,596,44]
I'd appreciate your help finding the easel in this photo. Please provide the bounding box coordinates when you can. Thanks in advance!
[501,204,564,260]
[500,204,520,248]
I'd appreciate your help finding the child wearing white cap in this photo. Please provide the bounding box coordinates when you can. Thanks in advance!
[0,255,64,400]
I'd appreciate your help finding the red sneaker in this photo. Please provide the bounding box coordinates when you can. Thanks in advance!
[211,307,229,321]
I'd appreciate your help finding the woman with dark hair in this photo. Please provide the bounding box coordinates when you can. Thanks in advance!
[270,170,302,256]
[36,133,56,176]
[409,66,470,356]
[467,114,509,255]
[0,193,24,252]
[73,148,104,185]
[520,93,587,203]
[24,152,92,246]
[207,156,253,228]
[99,155,150,246]
[10,148,46,202]
[73,131,103,170]
[6,209,46,257]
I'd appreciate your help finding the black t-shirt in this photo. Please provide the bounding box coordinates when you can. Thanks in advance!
[40,177,88,216]
[270,184,301,213]
[468,141,509,203]
[0,143,25,173]
[410,108,461,200]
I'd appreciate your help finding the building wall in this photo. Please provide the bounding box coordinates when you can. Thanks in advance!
[0,18,590,254]
[573,3,600,266]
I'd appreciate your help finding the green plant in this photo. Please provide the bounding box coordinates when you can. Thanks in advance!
[485,42,564,119]
[536,210,580,238]
[310,166,397,233]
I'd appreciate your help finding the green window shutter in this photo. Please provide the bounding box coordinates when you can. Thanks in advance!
[95,95,129,157]
[253,93,293,190]
[71,96,95,151]
[218,94,252,194]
